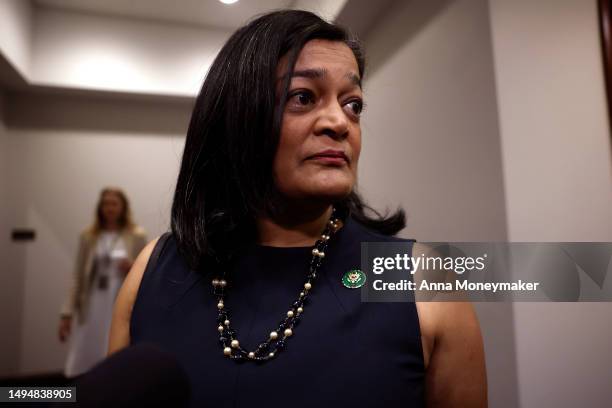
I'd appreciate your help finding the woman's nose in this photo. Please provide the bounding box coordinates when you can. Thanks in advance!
[314,102,349,140]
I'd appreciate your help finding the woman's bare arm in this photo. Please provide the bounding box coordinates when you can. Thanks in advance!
[417,301,487,407]
[413,242,487,407]
[108,237,159,356]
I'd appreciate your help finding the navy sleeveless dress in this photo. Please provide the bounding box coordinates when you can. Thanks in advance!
[130,215,425,407]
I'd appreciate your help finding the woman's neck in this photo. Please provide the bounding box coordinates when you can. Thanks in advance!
[104,222,120,231]
[256,205,334,247]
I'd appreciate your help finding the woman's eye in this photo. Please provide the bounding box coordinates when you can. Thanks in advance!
[288,91,315,108]
[345,100,363,116]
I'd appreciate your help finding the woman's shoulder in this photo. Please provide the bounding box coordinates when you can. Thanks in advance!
[78,228,96,243]
[126,225,147,238]
[108,235,162,354]
[133,232,175,267]
[136,232,188,281]
[147,232,175,261]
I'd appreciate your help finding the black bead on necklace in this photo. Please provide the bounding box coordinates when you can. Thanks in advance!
[211,207,342,362]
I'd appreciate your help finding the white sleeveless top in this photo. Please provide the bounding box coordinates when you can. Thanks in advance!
[64,231,127,377]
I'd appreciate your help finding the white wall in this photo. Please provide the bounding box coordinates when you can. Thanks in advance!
[30,7,229,96]
[360,1,516,406]
[359,0,612,405]
[0,91,24,378]
[3,92,190,374]
[490,0,612,242]
[489,0,612,406]
[360,0,507,242]
[0,0,31,75]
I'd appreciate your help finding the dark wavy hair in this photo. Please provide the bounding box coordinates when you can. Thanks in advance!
[171,10,405,270]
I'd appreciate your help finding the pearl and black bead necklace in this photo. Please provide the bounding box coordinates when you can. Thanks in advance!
[211,207,341,362]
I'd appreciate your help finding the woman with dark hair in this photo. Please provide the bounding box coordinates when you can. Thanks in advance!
[59,187,147,377]
[109,10,486,407]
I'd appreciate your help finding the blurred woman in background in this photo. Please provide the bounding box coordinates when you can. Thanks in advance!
[58,187,147,378]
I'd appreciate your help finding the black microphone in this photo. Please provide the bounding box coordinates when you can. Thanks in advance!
[53,343,191,407]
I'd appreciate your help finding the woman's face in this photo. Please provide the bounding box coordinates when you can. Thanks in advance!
[101,192,123,225]
[274,39,363,204]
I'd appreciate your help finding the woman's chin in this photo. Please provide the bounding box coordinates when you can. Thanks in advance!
[306,182,354,201]
[277,175,355,203]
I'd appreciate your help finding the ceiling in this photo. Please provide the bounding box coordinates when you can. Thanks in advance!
[34,0,296,29]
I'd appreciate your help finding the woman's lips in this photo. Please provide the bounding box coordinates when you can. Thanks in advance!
[306,150,349,165]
